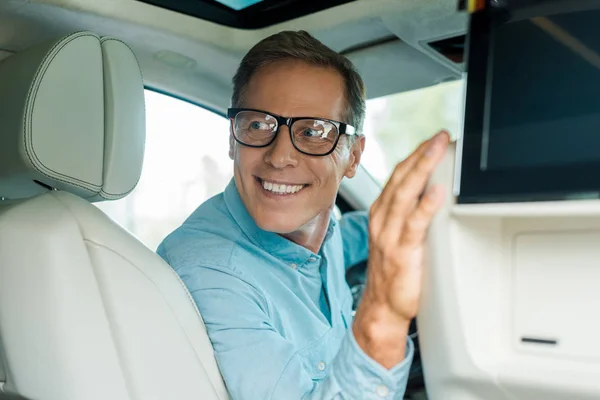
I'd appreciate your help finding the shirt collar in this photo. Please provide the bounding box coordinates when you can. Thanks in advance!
[223,178,337,267]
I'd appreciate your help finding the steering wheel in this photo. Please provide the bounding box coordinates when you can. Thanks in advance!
[345,261,425,394]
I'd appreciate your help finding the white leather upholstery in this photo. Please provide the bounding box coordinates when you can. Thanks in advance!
[0,32,228,400]
[0,31,145,202]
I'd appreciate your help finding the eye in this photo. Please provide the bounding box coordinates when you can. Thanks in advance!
[249,121,271,131]
[301,128,323,138]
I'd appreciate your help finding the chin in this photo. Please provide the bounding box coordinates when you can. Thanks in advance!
[253,211,303,234]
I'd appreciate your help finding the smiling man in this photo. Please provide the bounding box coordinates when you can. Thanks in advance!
[157,30,449,400]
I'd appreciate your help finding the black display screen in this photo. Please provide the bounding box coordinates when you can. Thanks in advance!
[459,1,600,203]
[486,10,600,171]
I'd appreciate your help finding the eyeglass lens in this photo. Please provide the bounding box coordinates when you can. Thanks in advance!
[233,110,339,155]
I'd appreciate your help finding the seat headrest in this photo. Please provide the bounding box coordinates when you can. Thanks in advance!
[0,31,145,202]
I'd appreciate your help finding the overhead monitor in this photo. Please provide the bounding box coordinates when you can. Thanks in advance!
[458,0,600,203]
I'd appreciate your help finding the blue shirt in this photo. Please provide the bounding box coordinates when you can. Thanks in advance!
[157,179,414,400]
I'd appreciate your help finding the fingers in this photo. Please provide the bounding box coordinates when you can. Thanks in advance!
[374,132,443,209]
[401,184,445,247]
[376,137,432,204]
[376,131,449,243]
[370,131,448,236]
[396,131,449,207]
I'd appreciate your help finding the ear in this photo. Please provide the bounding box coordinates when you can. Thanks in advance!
[229,125,235,160]
[344,135,365,179]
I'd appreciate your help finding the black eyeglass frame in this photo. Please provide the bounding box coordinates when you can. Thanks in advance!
[227,107,357,156]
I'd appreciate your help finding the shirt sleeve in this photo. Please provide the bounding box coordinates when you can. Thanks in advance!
[339,211,369,270]
[175,263,414,400]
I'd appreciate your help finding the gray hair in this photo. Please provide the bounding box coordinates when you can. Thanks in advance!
[231,30,366,135]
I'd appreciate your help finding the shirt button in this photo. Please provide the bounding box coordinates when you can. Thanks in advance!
[376,385,389,397]
[317,361,326,371]
[308,256,317,262]
[290,263,297,269]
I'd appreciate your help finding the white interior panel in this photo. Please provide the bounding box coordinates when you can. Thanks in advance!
[513,230,600,361]
[420,144,600,400]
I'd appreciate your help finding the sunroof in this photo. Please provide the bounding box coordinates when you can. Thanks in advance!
[137,0,357,29]
[214,0,263,10]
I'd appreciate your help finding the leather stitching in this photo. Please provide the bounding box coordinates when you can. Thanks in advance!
[23,32,102,194]
[22,33,146,201]
[83,238,225,398]
[49,191,224,398]
[98,37,146,199]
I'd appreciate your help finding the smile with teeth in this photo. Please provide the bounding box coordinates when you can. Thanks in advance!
[261,179,306,194]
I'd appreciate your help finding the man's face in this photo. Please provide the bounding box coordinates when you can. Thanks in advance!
[230,60,364,234]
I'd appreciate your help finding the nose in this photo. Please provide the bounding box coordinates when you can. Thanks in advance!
[263,125,299,169]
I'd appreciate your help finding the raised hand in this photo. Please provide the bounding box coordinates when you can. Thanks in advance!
[353,130,450,369]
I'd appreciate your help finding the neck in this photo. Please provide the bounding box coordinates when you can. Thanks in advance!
[281,208,332,254]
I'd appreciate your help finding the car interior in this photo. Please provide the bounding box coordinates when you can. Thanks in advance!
[1,0,599,399]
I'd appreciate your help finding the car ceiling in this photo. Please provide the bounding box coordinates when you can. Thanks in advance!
[0,0,468,114]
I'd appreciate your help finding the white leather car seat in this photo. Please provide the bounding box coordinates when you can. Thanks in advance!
[0,32,229,400]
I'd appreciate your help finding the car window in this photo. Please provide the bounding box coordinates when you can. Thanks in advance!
[361,79,465,184]
[96,90,232,250]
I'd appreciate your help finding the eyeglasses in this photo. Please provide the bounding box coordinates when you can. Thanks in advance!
[227,108,357,156]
